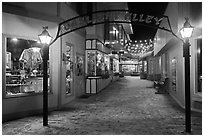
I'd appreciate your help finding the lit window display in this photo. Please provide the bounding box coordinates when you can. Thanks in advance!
[86,39,110,78]
[144,61,147,72]
[104,54,110,75]
[4,37,50,97]
[196,38,202,93]
[149,60,154,74]
[171,57,177,92]
[113,59,119,73]
[96,51,104,76]
[122,65,136,72]
[87,51,96,76]
[63,43,73,95]
[86,50,110,78]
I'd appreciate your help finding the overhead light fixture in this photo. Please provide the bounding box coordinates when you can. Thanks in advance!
[12,38,18,42]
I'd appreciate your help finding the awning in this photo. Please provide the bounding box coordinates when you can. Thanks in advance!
[139,51,153,61]
[154,37,182,57]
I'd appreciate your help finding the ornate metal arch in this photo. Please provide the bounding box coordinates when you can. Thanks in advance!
[50,10,178,46]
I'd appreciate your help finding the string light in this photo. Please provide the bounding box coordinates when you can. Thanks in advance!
[125,38,156,55]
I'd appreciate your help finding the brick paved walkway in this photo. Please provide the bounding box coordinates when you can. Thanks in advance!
[2,76,202,135]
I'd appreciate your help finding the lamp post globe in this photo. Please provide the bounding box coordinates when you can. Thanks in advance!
[38,26,53,44]
[180,18,194,39]
[38,26,52,126]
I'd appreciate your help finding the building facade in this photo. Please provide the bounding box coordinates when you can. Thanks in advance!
[2,2,131,121]
[2,2,88,121]
[154,2,202,112]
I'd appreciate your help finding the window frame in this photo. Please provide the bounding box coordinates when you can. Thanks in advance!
[194,38,202,94]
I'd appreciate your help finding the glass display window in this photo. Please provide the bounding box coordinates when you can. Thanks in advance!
[109,54,119,74]
[63,43,73,95]
[4,36,51,97]
[86,40,92,49]
[195,38,202,93]
[87,50,96,76]
[122,65,136,73]
[110,58,113,72]
[104,55,110,76]
[171,57,177,92]
[96,51,104,76]
[96,51,110,78]
[144,60,147,73]
[86,50,110,78]
[85,39,110,78]
[113,59,119,73]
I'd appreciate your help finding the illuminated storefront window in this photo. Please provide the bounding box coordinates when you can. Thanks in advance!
[113,59,119,73]
[4,37,50,97]
[144,60,147,72]
[171,57,177,92]
[86,39,110,78]
[149,60,154,74]
[87,51,96,76]
[63,43,73,95]
[196,38,202,93]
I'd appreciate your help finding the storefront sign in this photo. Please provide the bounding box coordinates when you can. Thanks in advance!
[58,10,166,38]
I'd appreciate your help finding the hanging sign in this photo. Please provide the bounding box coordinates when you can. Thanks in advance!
[58,10,169,38]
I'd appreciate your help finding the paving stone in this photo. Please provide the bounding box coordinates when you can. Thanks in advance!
[2,77,202,135]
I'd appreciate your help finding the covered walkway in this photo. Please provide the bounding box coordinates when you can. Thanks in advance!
[2,77,202,135]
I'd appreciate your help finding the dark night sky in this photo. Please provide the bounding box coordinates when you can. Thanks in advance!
[128,2,168,41]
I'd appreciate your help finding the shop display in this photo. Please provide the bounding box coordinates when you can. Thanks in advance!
[96,51,104,76]
[87,51,96,76]
[19,47,42,70]
[64,42,72,95]
[5,37,50,97]
[65,61,71,95]
[104,55,110,78]
[172,58,177,92]
[144,61,147,73]
[86,50,110,78]
[86,39,112,78]
[76,55,84,76]
[113,59,119,73]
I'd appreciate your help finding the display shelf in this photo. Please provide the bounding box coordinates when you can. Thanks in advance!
[6,84,29,86]
[6,75,21,77]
